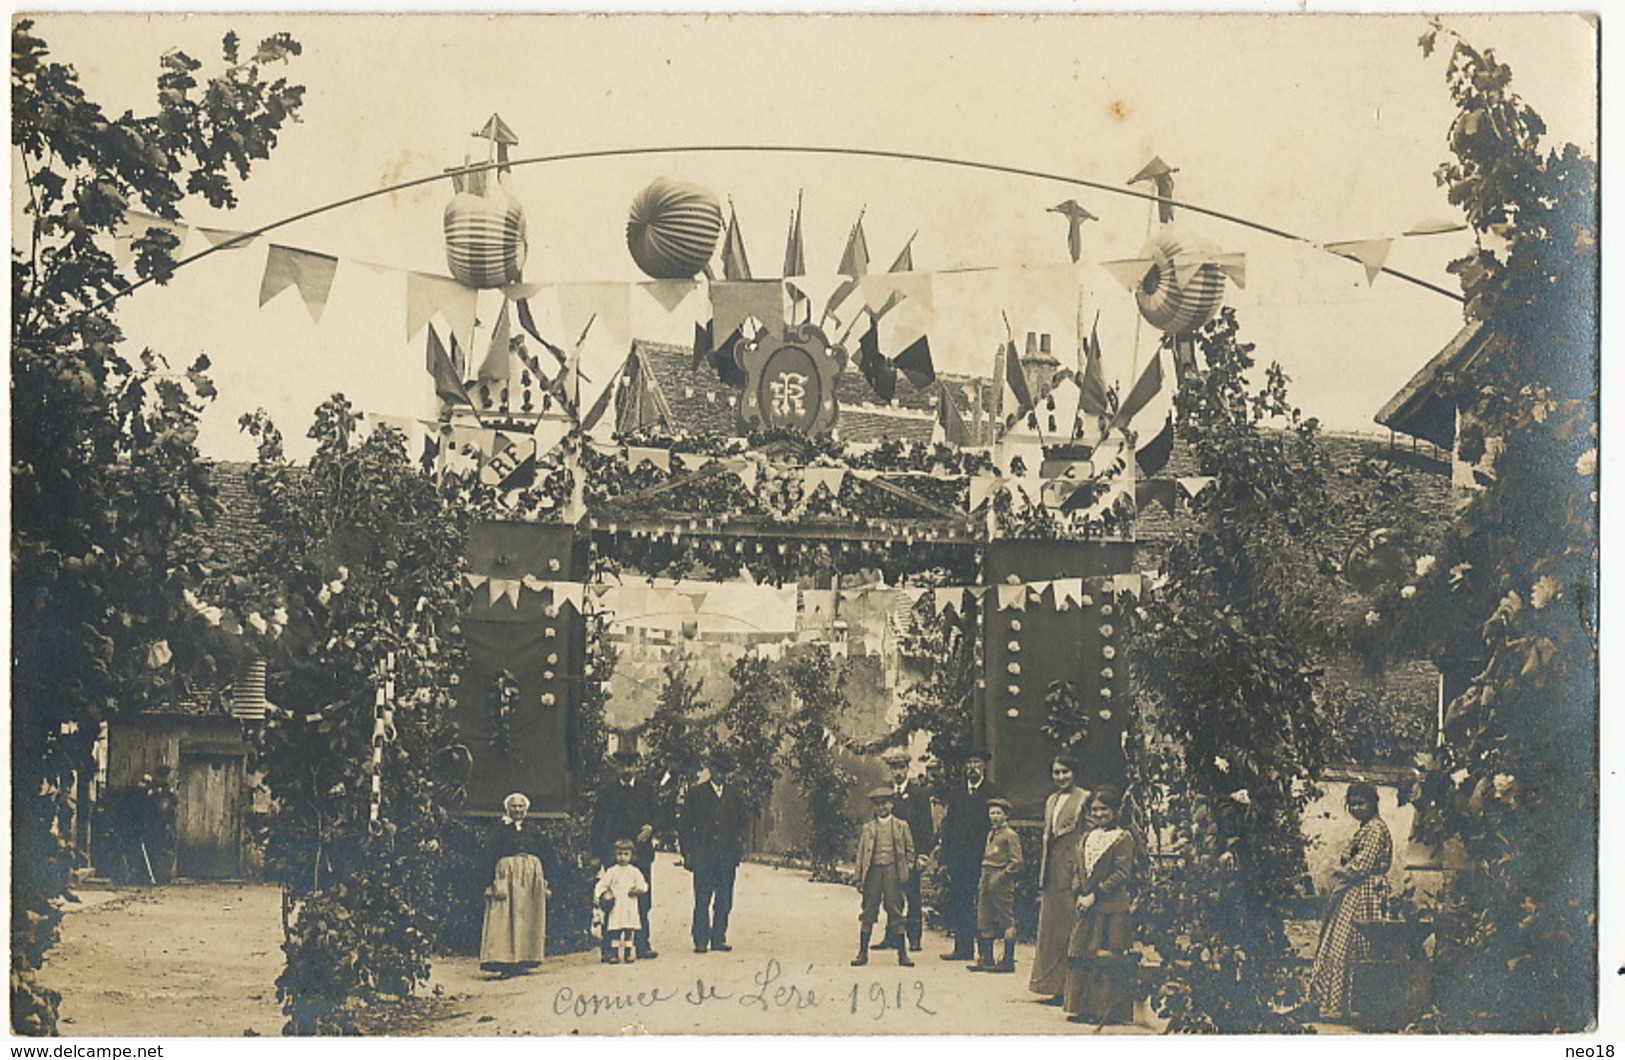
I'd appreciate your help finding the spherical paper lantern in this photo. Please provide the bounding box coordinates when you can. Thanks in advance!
[444,178,528,289]
[1134,224,1226,334]
[626,178,724,280]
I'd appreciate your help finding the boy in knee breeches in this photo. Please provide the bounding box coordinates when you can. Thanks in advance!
[971,796,1024,974]
[852,787,916,967]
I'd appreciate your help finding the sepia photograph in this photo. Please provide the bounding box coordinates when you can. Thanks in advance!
[9,6,1606,1049]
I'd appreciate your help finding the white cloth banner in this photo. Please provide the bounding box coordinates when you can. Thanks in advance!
[996,584,1027,612]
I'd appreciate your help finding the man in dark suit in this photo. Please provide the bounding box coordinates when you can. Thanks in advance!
[593,749,662,960]
[875,748,935,952]
[680,749,747,953]
[934,749,1003,960]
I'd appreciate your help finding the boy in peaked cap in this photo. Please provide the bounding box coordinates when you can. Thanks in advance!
[970,795,1024,974]
[875,747,934,951]
[851,786,916,967]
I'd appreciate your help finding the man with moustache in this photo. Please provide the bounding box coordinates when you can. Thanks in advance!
[680,748,748,953]
[934,748,1003,961]
[593,748,662,960]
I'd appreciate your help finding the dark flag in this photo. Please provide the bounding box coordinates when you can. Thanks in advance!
[692,319,713,371]
[893,335,935,389]
[1109,351,1164,433]
[937,383,971,447]
[426,327,471,406]
[1004,338,1035,420]
[712,326,746,389]
[721,202,752,281]
[514,296,569,369]
[1136,414,1175,476]
[1079,322,1110,417]
[858,320,897,402]
[888,231,917,273]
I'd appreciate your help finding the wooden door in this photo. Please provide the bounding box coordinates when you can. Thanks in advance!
[176,753,244,878]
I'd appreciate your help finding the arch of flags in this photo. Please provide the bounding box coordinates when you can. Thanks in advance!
[130,122,1467,809]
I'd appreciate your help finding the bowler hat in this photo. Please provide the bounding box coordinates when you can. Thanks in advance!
[962,748,993,763]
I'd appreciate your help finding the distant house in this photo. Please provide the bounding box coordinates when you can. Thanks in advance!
[1376,321,1501,489]
[99,463,272,880]
[1133,430,1458,773]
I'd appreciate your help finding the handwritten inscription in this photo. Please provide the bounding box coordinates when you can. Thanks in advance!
[550,959,934,1022]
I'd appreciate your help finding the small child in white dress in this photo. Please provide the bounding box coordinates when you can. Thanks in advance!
[594,839,650,964]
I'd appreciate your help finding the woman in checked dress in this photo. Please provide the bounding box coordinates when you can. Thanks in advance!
[1305,782,1392,1020]
[480,792,551,978]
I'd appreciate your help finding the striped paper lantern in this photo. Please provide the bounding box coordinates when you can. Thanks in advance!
[444,183,528,289]
[625,178,723,280]
[1134,225,1226,335]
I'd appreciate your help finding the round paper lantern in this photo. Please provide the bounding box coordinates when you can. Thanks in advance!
[444,177,528,289]
[1134,224,1226,334]
[626,178,724,280]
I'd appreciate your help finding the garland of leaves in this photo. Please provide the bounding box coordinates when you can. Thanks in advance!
[783,645,858,882]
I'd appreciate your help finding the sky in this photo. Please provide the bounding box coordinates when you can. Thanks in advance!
[19,11,1600,462]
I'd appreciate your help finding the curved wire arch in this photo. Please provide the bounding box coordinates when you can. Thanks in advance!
[84,142,1465,326]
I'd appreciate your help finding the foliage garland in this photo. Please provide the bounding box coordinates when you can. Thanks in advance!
[783,645,859,881]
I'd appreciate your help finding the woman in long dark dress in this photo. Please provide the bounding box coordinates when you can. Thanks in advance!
[1064,785,1137,1025]
[1305,782,1392,1020]
[480,792,550,978]
[1029,756,1089,1003]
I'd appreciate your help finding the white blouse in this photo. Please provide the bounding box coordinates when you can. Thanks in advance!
[1081,827,1125,878]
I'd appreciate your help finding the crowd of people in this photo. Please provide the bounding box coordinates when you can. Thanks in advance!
[475,748,1390,1028]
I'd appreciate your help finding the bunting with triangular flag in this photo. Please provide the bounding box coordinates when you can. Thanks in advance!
[1323,238,1395,286]
[1135,478,1180,515]
[198,226,255,251]
[406,271,477,345]
[260,245,339,322]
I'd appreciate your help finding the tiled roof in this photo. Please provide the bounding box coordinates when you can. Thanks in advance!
[1132,430,1457,561]
[196,461,267,570]
[1375,321,1495,449]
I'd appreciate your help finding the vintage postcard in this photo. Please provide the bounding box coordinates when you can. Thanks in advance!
[10,9,1606,1051]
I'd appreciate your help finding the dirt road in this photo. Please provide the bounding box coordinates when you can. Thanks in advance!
[39,855,1239,1036]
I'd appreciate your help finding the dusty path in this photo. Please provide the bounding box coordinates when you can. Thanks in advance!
[41,855,1349,1036]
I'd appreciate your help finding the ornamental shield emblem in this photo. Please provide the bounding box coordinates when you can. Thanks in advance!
[736,323,841,435]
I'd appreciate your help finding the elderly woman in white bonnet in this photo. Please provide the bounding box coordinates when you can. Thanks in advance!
[480,792,550,978]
